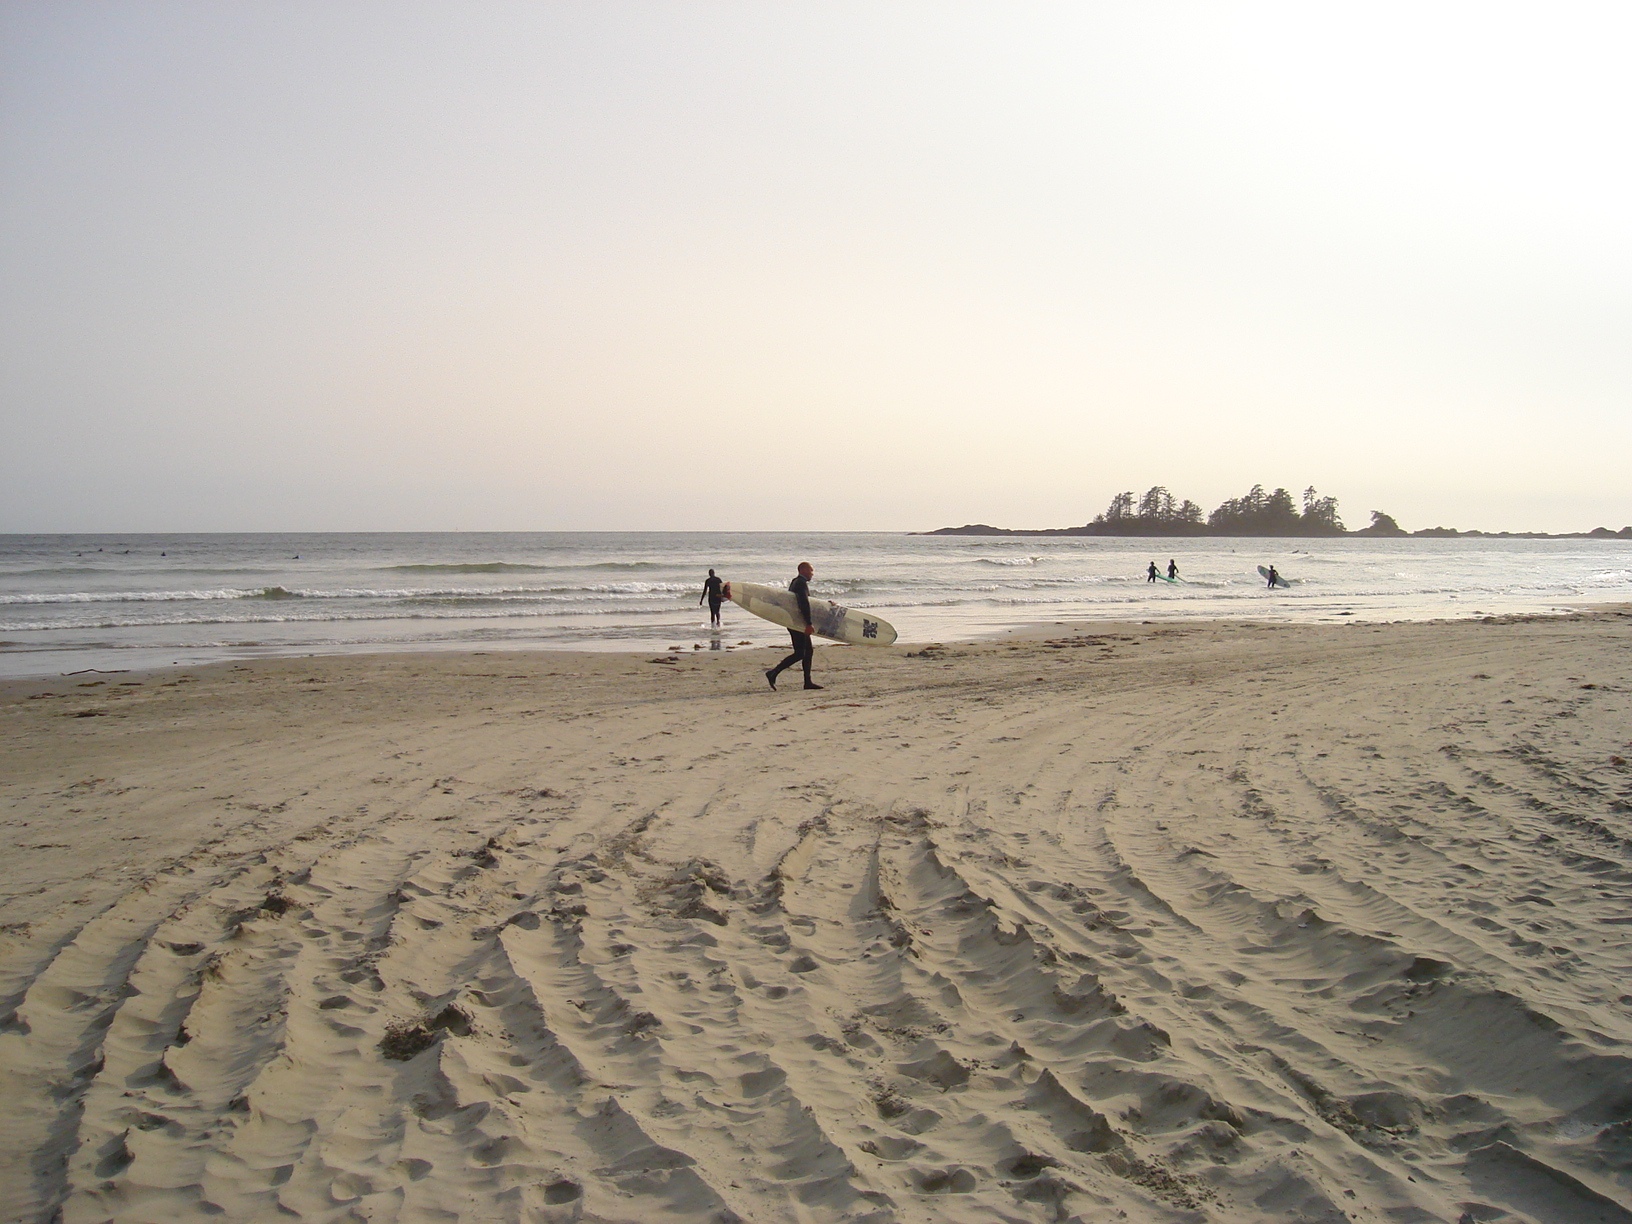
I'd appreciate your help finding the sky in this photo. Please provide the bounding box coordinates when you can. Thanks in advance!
[2,2,1630,534]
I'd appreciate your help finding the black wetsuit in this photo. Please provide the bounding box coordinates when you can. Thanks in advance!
[769,574,815,687]
[700,574,724,624]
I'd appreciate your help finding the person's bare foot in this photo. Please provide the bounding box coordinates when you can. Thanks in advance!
[765,669,778,690]
[804,682,823,690]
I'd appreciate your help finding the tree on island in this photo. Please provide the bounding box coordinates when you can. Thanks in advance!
[1078,483,1351,537]
[1206,484,1343,536]
[1208,485,1295,535]
[924,483,1440,537]
[1300,486,1345,534]
[1354,510,1408,537]
[1089,487,1205,535]
[926,489,1627,538]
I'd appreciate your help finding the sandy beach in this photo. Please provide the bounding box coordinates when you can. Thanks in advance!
[4,612,1632,1224]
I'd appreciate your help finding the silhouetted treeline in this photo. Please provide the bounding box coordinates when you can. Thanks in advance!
[923,487,1632,539]
[1086,484,1347,537]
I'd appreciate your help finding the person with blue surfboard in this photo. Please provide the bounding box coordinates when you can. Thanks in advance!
[765,562,822,691]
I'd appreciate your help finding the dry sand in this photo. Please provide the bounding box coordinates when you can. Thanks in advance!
[3,612,1632,1224]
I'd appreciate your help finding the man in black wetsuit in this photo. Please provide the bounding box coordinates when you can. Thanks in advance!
[766,561,822,691]
[699,569,724,627]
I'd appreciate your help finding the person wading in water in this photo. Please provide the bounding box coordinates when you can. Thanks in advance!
[699,569,725,627]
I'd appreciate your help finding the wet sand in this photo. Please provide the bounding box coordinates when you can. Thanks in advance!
[3,611,1632,1223]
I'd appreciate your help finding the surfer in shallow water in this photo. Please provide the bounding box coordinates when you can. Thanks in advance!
[766,562,822,691]
[699,569,724,627]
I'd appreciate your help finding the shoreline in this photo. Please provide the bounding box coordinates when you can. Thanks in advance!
[0,599,1623,691]
[2,594,1624,684]
[5,612,1632,1220]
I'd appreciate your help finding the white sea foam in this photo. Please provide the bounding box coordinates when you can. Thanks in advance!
[0,588,273,604]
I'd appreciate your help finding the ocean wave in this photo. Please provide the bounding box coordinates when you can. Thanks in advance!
[0,602,693,633]
[1,566,141,577]
[330,582,691,600]
[0,588,272,605]
[377,582,693,599]
[975,556,1044,567]
[379,559,672,574]
[0,581,703,608]
[839,596,976,610]
[0,586,319,605]
[396,589,690,608]
[379,562,553,574]
[0,565,286,579]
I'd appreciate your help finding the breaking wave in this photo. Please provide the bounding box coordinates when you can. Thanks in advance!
[379,562,553,574]
[380,560,667,574]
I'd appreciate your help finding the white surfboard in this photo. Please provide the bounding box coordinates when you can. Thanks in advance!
[1257,565,1291,588]
[724,581,897,646]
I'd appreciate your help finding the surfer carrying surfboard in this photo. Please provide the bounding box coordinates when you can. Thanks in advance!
[765,562,822,691]
[1265,565,1280,589]
[1147,562,1159,583]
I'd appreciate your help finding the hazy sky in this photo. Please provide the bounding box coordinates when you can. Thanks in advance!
[3,2,1629,533]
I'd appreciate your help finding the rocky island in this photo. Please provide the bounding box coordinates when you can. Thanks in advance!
[921,484,1632,539]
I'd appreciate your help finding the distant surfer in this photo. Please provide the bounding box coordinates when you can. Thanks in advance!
[1167,559,1178,580]
[1146,562,1159,583]
[765,562,822,691]
[699,569,724,627]
[1265,565,1280,589]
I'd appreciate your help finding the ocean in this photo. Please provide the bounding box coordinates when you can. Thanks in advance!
[2,531,1629,679]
